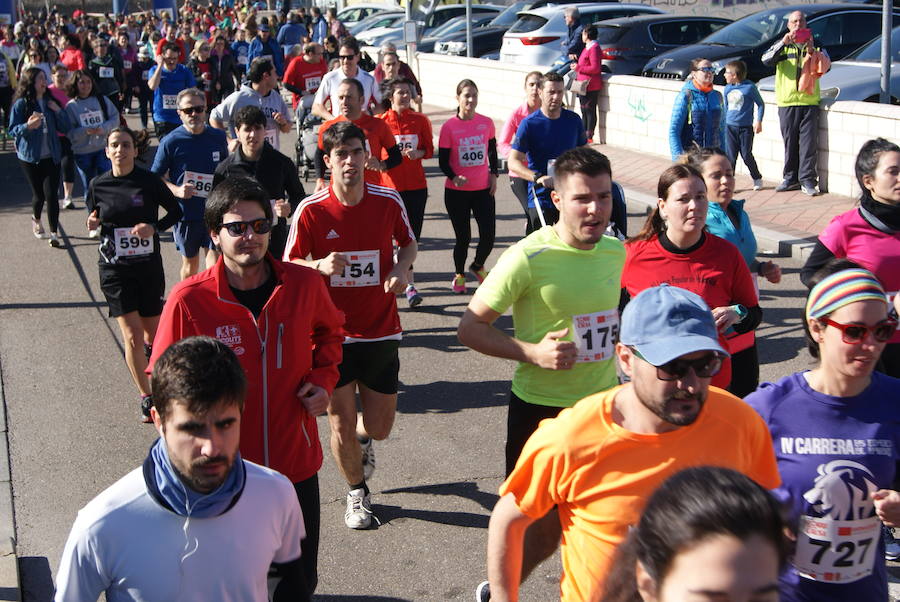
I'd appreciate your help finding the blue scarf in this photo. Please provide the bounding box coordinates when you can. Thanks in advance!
[148,438,246,518]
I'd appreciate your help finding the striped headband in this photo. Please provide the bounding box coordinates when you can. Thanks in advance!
[805,268,887,321]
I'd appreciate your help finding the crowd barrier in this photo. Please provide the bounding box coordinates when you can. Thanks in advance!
[410,51,900,198]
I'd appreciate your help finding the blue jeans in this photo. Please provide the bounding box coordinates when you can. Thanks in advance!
[725,124,762,181]
[74,149,111,201]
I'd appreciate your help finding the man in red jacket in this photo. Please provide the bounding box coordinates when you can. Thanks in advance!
[148,176,344,597]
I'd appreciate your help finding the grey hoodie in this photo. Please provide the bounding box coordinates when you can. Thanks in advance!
[65,95,119,155]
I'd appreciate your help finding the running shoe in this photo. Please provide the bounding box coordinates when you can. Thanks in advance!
[31,217,45,239]
[452,274,466,294]
[87,229,100,239]
[801,183,820,197]
[344,487,373,529]
[469,264,488,285]
[140,395,154,424]
[405,284,423,308]
[48,233,61,248]
[775,180,800,192]
[359,435,375,480]
[752,178,763,191]
[475,580,491,601]
[62,197,75,210]
[885,525,900,561]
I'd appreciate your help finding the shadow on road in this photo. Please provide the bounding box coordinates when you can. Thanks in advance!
[373,503,489,529]
[313,596,409,601]
[399,380,508,414]
[18,556,52,602]
[383,480,499,513]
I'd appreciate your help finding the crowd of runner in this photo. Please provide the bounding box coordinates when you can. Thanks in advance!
[6,3,898,602]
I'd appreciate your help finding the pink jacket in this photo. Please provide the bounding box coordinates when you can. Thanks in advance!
[575,41,603,92]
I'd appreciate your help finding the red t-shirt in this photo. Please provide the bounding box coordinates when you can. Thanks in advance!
[284,184,415,341]
[622,233,758,389]
[156,38,187,63]
[318,114,398,187]
[377,108,434,192]
[283,56,328,109]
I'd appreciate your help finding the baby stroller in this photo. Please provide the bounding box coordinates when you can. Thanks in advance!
[295,111,322,182]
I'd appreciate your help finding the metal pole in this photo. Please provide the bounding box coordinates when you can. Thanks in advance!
[465,0,472,58]
[880,0,891,103]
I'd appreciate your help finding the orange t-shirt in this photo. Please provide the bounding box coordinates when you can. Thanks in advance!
[318,113,397,187]
[500,385,781,602]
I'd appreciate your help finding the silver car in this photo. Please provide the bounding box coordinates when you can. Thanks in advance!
[758,25,900,104]
[500,2,665,66]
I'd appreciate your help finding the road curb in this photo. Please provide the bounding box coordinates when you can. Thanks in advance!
[0,362,20,602]
[621,186,818,260]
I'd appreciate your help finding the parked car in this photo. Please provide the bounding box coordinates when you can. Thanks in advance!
[336,4,395,25]
[641,4,899,84]
[349,10,405,36]
[434,0,529,57]
[757,24,900,103]
[358,4,503,48]
[500,3,666,66]
[418,13,498,53]
[593,14,731,75]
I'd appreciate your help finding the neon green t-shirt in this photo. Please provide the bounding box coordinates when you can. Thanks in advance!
[475,226,625,407]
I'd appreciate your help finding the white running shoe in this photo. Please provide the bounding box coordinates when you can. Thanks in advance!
[752,178,763,191]
[344,487,373,529]
[87,229,100,239]
[48,233,61,248]
[62,197,75,209]
[359,435,375,481]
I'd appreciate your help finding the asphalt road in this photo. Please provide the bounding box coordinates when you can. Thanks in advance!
[0,123,895,601]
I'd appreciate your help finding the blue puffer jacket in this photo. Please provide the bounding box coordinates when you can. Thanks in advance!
[9,96,72,164]
[668,80,724,160]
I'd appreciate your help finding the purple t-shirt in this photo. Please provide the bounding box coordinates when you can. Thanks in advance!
[745,372,900,602]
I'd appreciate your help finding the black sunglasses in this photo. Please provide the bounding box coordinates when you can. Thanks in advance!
[178,105,206,115]
[338,54,356,60]
[220,218,272,237]
[632,347,724,381]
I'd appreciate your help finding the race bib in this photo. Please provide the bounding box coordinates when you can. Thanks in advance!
[572,309,619,363]
[79,110,103,128]
[395,134,418,153]
[123,60,132,70]
[114,227,154,257]
[98,66,114,79]
[794,515,880,584]
[457,143,485,167]
[265,128,278,147]
[162,94,178,110]
[329,250,379,288]
[141,70,150,81]
[183,171,214,198]
[304,75,321,92]
[238,55,248,65]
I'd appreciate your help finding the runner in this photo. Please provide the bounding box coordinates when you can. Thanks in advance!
[438,79,498,294]
[622,163,760,395]
[314,78,401,191]
[86,127,182,421]
[507,72,587,234]
[284,121,418,530]
[87,36,124,112]
[482,283,780,601]
[282,42,327,120]
[745,263,900,602]
[210,57,292,153]
[64,69,117,237]
[56,337,309,601]
[311,37,379,121]
[247,23,284,77]
[378,77,433,308]
[458,147,625,595]
[213,105,305,259]
[10,66,71,248]
[147,42,196,140]
[151,87,228,281]
[498,71,542,233]
[149,177,343,596]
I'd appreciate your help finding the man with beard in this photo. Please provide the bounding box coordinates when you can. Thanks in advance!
[481,284,781,602]
[55,337,308,601]
[148,177,344,597]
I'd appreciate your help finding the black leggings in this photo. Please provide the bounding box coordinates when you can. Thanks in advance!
[0,86,12,131]
[444,186,495,274]
[505,391,564,476]
[400,188,427,240]
[21,158,61,232]
[726,341,760,399]
[579,90,600,140]
[59,136,75,186]
[292,473,320,596]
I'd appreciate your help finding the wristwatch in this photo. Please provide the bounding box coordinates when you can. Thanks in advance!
[733,304,748,321]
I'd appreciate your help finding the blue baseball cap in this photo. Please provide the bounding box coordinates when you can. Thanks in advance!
[258,23,270,32]
[620,284,728,366]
